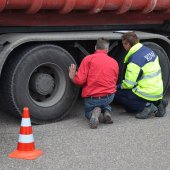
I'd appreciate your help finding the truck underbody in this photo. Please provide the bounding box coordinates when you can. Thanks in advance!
[0,0,170,123]
[0,30,169,124]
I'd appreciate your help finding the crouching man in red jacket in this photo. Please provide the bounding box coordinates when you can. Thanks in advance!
[69,38,119,129]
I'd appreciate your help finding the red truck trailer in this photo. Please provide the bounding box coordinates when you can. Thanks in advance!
[0,0,170,124]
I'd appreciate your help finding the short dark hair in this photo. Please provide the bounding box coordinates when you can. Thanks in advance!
[96,38,110,50]
[122,32,139,46]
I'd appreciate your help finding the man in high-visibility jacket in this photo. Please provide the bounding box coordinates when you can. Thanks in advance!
[115,32,168,119]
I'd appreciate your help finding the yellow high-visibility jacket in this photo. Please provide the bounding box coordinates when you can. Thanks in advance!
[121,43,163,101]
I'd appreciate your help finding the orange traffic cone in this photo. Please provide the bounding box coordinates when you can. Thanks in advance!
[8,107,43,160]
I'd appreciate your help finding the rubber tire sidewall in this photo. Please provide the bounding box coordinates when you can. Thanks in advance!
[12,44,78,123]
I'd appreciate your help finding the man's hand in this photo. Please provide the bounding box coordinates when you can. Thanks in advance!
[69,64,77,80]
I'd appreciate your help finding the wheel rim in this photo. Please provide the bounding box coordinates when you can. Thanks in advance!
[28,63,66,107]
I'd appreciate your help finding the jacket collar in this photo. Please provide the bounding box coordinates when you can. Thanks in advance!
[124,43,143,63]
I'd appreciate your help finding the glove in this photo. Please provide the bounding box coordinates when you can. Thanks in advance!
[116,84,122,90]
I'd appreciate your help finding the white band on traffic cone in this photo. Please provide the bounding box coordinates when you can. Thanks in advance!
[19,134,34,143]
[21,118,31,127]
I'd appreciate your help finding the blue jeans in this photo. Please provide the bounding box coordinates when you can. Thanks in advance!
[84,94,115,119]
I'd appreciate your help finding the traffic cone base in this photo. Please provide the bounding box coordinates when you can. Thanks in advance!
[8,107,43,160]
[9,149,43,160]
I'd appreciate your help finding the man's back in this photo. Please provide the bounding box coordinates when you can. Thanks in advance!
[77,50,119,97]
[130,45,163,101]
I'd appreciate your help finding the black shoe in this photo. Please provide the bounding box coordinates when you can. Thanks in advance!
[155,99,168,117]
[136,103,158,119]
[89,107,101,129]
[103,110,113,124]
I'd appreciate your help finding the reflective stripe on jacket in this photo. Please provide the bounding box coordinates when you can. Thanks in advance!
[121,43,163,101]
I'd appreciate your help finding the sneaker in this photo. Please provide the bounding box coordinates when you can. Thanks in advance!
[89,107,101,129]
[103,110,113,124]
[155,99,168,117]
[136,103,158,119]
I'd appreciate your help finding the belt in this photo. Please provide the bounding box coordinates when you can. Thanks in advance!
[87,94,112,99]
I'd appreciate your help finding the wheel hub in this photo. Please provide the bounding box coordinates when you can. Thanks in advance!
[30,73,55,95]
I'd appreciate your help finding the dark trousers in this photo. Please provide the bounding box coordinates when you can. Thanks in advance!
[114,89,148,113]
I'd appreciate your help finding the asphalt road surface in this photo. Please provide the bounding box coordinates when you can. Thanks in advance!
[0,90,170,170]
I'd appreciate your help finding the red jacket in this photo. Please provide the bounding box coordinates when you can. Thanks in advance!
[73,50,119,98]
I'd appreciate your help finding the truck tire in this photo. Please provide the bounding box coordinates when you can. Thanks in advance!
[0,44,79,124]
[143,42,170,93]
